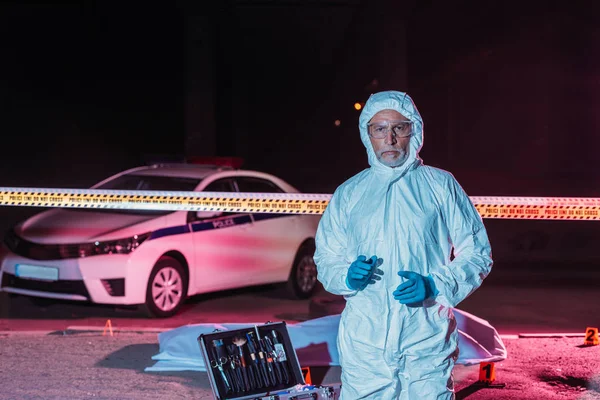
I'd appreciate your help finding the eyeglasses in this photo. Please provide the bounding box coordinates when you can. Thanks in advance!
[367,120,413,139]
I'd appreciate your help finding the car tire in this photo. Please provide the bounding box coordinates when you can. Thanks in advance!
[286,240,319,299]
[141,256,188,318]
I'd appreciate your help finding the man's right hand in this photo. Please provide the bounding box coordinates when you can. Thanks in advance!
[346,255,380,290]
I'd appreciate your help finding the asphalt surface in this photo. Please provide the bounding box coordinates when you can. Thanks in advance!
[0,283,318,332]
[2,329,598,399]
[453,261,600,335]
[0,332,206,400]
[1,261,599,399]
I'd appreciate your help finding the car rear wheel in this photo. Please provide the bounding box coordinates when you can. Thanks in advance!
[142,256,187,318]
[286,241,319,299]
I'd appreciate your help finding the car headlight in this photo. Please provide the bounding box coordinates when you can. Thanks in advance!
[76,232,151,258]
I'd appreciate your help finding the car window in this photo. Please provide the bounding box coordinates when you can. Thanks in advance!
[96,175,201,192]
[189,178,238,221]
[235,177,284,193]
[202,178,236,192]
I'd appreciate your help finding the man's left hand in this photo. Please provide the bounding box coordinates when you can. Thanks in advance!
[393,271,436,304]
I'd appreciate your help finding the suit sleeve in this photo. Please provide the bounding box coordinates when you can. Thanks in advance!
[314,186,359,297]
[429,176,493,307]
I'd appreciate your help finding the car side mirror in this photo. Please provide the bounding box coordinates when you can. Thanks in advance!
[196,210,222,219]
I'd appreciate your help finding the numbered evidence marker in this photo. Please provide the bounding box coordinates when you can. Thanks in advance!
[477,362,506,388]
[301,367,312,385]
[103,319,114,336]
[478,362,496,384]
[584,327,599,346]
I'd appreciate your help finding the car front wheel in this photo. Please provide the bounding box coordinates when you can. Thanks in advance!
[286,241,319,299]
[142,256,187,318]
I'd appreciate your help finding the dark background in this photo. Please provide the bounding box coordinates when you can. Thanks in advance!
[1,0,600,263]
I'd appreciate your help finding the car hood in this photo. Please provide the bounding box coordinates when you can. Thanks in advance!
[14,209,167,244]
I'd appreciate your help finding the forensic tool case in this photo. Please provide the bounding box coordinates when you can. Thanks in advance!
[197,321,340,399]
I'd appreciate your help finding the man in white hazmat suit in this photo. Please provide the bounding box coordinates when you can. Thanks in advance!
[314,90,493,399]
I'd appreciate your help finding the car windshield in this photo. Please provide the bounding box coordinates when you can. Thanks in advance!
[74,174,202,215]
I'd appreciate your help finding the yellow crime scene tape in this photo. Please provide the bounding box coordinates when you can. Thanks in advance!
[0,187,331,214]
[0,187,600,221]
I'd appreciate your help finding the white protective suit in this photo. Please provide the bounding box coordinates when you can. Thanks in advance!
[314,91,493,399]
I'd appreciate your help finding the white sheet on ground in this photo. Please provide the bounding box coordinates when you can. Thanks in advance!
[144,309,507,372]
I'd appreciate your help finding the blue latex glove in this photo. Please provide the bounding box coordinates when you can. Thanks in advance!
[346,255,378,290]
[393,271,437,304]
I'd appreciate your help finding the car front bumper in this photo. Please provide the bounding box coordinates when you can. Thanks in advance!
[0,245,148,305]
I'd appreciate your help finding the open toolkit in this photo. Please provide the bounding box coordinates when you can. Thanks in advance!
[198,321,340,399]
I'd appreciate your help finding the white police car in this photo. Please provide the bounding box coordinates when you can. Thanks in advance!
[0,162,321,317]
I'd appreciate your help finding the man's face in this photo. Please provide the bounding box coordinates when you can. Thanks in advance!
[368,109,411,168]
